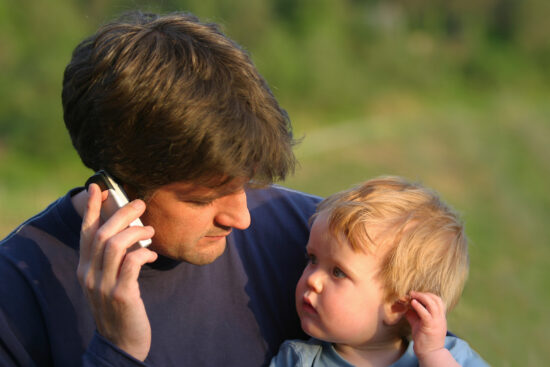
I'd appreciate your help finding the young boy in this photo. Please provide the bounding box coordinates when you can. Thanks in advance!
[271,176,489,366]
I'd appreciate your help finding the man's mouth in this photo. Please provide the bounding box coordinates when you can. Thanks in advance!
[205,230,232,238]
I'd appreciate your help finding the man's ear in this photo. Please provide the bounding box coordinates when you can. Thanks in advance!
[383,299,409,326]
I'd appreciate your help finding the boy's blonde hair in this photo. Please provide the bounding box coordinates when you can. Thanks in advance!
[314,176,469,313]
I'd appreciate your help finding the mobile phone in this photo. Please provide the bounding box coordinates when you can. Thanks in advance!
[85,170,152,248]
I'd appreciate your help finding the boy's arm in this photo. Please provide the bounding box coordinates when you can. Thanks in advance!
[405,291,460,367]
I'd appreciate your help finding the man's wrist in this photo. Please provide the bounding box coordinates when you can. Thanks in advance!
[84,331,149,367]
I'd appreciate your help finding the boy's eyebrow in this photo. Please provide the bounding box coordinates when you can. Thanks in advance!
[305,243,314,253]
[333,258,358,279]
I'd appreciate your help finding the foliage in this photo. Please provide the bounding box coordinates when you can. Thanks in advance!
[1,1,549,366]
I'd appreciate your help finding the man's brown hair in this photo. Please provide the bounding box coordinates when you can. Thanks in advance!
[62,11,296,195]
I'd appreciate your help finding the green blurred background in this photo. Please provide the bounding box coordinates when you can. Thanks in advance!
[1,1,549,365]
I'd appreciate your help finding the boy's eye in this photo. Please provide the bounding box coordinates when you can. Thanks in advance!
[332,267,346,278]
[306,253,317,265]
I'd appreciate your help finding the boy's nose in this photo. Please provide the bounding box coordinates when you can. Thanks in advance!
[306,269,323,293]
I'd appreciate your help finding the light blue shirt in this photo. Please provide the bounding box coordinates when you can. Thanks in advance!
[270,336,490,367]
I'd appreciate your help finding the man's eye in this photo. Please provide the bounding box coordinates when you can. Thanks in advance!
[332,267,346,278]
[187,200,213,207]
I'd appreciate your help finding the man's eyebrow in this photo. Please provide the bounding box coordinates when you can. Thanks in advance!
[177,191,219,201]
[177,185,245,201]
[186,195,218,202]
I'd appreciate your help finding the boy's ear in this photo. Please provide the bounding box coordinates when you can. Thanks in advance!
[383,299,409,326]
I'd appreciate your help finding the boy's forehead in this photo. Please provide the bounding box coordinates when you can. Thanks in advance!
[313,210,392,256]
[309,214,354,252]
[309,214,386,273]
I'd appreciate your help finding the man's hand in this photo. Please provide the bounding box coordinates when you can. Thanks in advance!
[77,183,157,361]
[405,291,460,367]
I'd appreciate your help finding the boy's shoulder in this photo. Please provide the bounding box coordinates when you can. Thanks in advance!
[442,336,490,367]
[270,339,354,367]
[394,336,490,367]
[272,339,323,366]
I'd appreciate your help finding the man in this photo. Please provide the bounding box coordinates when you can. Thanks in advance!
[0,11,320,366]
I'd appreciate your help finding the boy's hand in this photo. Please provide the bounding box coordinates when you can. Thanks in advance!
[77,183,157,361]
[405,291,459,366]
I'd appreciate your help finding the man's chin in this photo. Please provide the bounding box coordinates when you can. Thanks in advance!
[149,237,227,265]
[183,240,228,265]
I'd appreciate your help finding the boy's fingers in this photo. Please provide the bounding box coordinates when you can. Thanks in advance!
[405,307,420,327]
[411,292,439,313]
[409,291,448,321]
[410,298,431,321]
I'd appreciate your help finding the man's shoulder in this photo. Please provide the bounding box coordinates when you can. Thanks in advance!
[244,185,321,233]
[269,184,322,200]
[1,189,82,262]
[246,184,321,211]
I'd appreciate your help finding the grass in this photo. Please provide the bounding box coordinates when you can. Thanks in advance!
[1,2,549,365]
[1,88,549,366]
[0,149,91,235]
[283,90,550,367]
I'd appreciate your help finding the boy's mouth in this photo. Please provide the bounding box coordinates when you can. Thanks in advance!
[301,296,318,315]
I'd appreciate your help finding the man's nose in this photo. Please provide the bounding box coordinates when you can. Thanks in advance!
[214,190,251,230]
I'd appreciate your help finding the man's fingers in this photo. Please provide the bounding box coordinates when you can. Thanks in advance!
[80,183,103,261]
[101,225,155,286]
[76,183,155,362]
[79,189,153,298]
[115,248,158,295]
[90,199,148,274]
